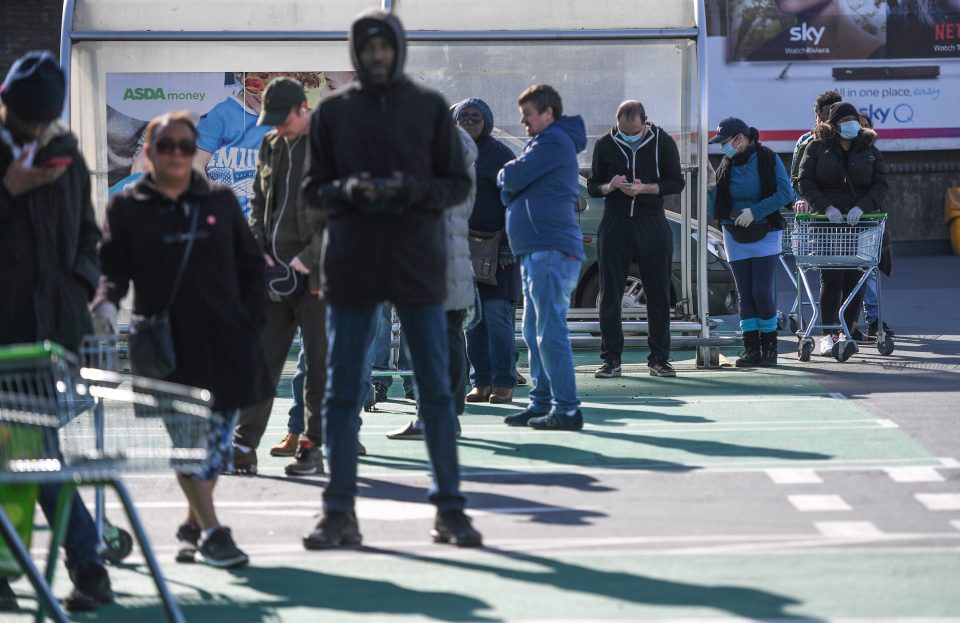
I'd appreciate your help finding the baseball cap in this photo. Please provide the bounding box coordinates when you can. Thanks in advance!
[257,77,306,126]
[708,117,750,144]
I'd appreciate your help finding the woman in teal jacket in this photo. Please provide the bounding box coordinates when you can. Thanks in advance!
[709,118,792,367]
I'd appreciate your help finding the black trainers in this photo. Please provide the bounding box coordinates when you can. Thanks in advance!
[285,440,324,475]
[0,578,19,611]
[432,510,483,547]
[195,526,248,568]
[850,328,872,343]
[230,444,257,475]
[504,407,548,427]
[648,359,676,377]
[867,320,895,337]
[529,409,584,431]
[64,563,113,612]
[303,511,363,550]
[386,420,423,440]
[175,521,201,563]
[373,381,389,402]
[515,373,528,386]
[594,362,621,378]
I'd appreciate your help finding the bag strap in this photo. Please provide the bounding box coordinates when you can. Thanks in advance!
[164,203,201,311]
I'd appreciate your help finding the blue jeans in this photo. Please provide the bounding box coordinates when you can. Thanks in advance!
[323,302,464,513]
[286,335,307,436]
[520,251,581,414]
[863,270,880,324]
[466,298,516,388]
[729,254,778,322]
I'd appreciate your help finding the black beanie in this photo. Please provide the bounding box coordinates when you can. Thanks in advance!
[828,102,859,126]
[0,51,65,123]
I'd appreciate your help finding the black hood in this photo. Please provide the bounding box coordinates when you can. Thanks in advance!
[349,10,407,89]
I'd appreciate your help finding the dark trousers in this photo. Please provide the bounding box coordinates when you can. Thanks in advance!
[598,212,673,364]
[819,269,866,335]
[446,310,468,417]
[730,254,779,321]
[234,292,327,448]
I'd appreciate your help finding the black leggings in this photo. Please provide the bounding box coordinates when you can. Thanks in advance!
[819,269,865,335]
[729,254,778,322]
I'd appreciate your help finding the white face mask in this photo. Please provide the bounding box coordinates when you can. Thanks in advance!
[839,120,861,140]
[720,136,739,158]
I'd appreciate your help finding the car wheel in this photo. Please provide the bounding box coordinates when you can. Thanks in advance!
[577,272,649,319]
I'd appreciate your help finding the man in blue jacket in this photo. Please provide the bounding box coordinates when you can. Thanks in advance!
[497,84,586,432]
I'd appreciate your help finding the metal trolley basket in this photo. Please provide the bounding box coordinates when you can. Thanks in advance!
[0,341,213,623]
[790,214,894,362]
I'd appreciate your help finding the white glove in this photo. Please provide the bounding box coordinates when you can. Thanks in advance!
[825,206,843,223]
[846,206,863,225]
[734,209,755,227]
[91,301,118,336]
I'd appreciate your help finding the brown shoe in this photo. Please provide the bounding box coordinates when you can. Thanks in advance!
[465,386,492,402]
[489,387,514,404]
[270,433,299,457]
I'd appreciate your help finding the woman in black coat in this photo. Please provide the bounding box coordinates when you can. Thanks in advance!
[798,102,888,356]
[93,112,271,568]
[452,98,521,404]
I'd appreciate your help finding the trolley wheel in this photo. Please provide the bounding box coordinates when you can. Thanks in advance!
[798,339,813,362]
[789,314,800,335]
[776,311,787,331]
[877,336,895,356]
[102,525,134,564]
[833,339,858,362]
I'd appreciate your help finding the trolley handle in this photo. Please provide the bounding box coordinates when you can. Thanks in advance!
[795,213,886,221]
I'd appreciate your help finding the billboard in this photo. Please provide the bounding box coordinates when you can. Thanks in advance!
[708,0,960,152]
[106,71,354,214]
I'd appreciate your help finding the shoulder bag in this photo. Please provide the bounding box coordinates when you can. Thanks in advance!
[468,229,502,286]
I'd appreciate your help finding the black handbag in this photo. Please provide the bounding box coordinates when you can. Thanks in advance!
[128,205,200,379]
[468,229,502,286]
[723,222,770,244]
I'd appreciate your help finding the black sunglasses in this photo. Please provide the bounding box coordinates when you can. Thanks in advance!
[155,138,198,156]
[457,114,484,125]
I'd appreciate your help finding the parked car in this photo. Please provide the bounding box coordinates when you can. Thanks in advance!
[492,129,738,317]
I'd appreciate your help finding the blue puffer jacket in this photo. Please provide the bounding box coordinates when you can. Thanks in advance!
[497,115,587,260]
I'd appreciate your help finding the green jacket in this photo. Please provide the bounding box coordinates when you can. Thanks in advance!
[248,130,324,293]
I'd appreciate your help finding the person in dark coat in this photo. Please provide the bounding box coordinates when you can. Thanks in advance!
[0,50,113,613]
[452,97,521,405]
[301,9,481,549]
[94,111,271,569]
[798,101,888,356]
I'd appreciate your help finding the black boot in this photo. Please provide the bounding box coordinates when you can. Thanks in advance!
[760,331,779,367]
[736,331,761,368]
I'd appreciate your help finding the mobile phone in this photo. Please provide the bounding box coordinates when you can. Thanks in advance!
[41,156,73,168]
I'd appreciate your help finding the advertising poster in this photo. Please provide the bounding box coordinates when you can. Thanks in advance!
[106,71,356,214]
[707,0,960,152]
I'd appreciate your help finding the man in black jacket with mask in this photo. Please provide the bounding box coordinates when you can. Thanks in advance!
[301,9,481,549]
[587,100,685,379]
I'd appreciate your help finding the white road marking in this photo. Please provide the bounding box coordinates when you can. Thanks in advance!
[788,494,851,512]
[885,467,945,482]
[767,468,823,484]
[940,458,960,468]
[815,521,883,537]
[915,493,960,511]
[876,419,900,428]
[828,392,847,399]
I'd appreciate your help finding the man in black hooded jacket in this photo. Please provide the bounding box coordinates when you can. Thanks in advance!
[301,9,481,548]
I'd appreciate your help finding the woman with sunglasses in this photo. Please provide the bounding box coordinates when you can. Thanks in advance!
[92,111,272,568]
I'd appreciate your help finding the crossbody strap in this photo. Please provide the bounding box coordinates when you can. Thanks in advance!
[164,203,201,311]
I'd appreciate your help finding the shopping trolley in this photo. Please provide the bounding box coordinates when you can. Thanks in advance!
[791,214,895,362]
[776,212,806,334]
[0,341,213,622]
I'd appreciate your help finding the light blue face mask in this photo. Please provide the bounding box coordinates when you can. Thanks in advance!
[619,130,643,144]
[720,139,738,158]
[839,120,861,140]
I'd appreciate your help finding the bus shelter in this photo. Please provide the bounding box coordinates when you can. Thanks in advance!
[61,0,728,367]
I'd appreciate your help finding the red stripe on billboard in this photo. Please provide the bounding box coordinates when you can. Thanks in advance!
[709,129,960,141]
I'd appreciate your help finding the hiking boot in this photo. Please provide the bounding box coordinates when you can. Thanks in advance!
[373,381,389,402]
[648,359,676,377]
[735,330,761,368]
[489,387,514,404]
[228,444,257,475]
[285,439,324,475]
[64,563,113,612]
[431,510,483,547]
[195,527,248,568]
[175,521,201,563]
[270,432,299,457]
[386,420,423,440]
[759,332,779,367]
[466,385,491,402]
[594,361,622,378]
[867,320,894,337]
[529,409,584,431]
[0,578,19,611]
[515,373,527,386]
[303,511,362,550]
[504,407,548,427]
[818,334,836,356]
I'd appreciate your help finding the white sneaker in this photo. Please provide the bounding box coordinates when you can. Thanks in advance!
[818,334,836,356]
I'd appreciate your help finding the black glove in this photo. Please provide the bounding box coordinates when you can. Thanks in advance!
[498,243,516,268]
[342,173,379,209]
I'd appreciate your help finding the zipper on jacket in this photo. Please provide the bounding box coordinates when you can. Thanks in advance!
[630,147,636,218]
